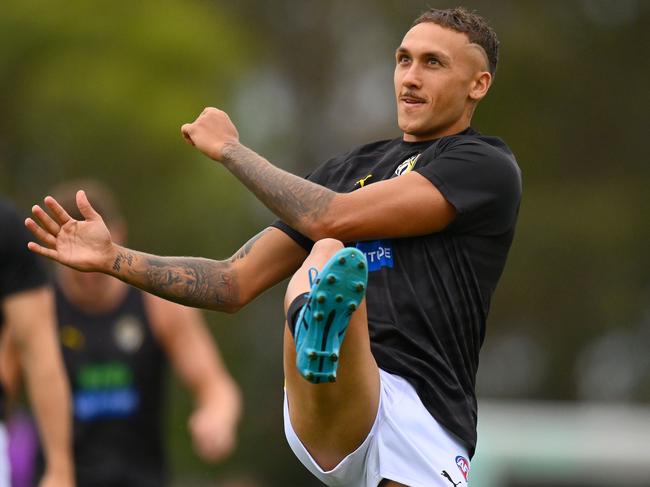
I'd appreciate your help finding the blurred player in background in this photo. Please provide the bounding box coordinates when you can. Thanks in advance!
[22,181,242,487]
[0,196,74,487]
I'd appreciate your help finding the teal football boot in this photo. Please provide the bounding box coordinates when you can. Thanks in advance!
[294,248,368,384]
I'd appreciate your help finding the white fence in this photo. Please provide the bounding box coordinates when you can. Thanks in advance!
[471,401,650,486]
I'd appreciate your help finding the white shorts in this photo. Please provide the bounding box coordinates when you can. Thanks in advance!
[284,369,470,487]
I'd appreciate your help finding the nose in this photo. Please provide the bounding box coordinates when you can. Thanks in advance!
[401,63,422,90]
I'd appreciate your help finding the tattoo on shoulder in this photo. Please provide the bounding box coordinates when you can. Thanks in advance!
[230,228,272,262]
[112,251,134,272]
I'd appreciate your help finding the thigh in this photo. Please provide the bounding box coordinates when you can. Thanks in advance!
[283,300,380,471]
[283,240,380,471]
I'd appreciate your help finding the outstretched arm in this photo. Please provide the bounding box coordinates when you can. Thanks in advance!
[181,108,456,242]
[146,294,241,462]
[26,191,306,312]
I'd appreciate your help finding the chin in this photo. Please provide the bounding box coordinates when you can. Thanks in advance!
[398,112,430,131]
[398,117,420,134]
[400,122,428,138]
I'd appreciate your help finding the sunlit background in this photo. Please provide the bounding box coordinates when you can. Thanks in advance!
[2,0,649,485]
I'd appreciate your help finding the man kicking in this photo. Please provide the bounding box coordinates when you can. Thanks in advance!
[26,7,521,486]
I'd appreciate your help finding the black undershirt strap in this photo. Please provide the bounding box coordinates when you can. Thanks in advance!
[286,293,309,337]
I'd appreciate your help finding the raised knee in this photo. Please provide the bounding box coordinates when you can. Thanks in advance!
[311,238,344,257]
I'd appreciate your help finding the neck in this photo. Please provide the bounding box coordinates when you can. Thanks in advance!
[57,271,128,314]
[402,106,474,142]
[402,126,469,142]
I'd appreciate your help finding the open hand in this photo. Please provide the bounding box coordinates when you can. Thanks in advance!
[25,190,115,273]
[181,107,240,161]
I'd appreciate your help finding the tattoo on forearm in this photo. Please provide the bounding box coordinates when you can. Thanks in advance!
[222,143,335,231]
[112,251,134,272]
[111,249,238,311]
[143,257,237,309]
[230,228,271,262]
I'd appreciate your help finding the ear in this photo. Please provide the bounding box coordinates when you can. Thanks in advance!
[469,71,492,102]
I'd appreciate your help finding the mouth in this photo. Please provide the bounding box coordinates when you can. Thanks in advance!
[399,93,427,107]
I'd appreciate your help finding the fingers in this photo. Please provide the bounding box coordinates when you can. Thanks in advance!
[25,218,57,248]
[182,107,222,144]
[76,190,100,221]
[181,124,195,145]
[31,204,61,236]
[26,241,58,261]
[43,196,72,226]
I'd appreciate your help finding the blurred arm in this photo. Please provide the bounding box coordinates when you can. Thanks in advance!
[0,323,21,402]
[145,293,241,462]
[4,286,74,486]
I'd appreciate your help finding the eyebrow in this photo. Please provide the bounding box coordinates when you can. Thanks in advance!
[395,46,451,64]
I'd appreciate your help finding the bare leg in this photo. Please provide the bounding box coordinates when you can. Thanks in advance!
[283,238,380,471]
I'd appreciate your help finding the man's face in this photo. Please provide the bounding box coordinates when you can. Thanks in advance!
[394,22,490,141]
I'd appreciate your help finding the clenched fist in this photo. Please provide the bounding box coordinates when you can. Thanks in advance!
[181,107,240,161]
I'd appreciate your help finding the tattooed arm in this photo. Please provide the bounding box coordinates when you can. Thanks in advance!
[220,143,335,238]
[26,192,306,311]
[181,108,457,241]
[108,249,239,312]
[109,227,301,312]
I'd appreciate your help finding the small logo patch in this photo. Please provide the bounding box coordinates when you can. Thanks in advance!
[441,470,460,487]
[455,456,470,481]
[355,240,393,272]
[354,174,373,188]
[394,153,421,176]
[74,362,139,420]
[74,388,139,420]
[61,325,85,350]
[114,315,144,353]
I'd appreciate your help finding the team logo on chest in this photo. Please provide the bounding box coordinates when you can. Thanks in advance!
[394,153,421,176]
[61,324,85,350]
[113,315,144,353]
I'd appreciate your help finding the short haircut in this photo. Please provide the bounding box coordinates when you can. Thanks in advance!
[50,179,122,226]
[412,7,499,76]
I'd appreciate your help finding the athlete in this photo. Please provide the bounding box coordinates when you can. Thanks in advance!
[0,197,74,487]
[25,8,521,486]
[43,181,241,487]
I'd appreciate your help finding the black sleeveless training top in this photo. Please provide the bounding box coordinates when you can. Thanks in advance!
[56,285,167,487]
